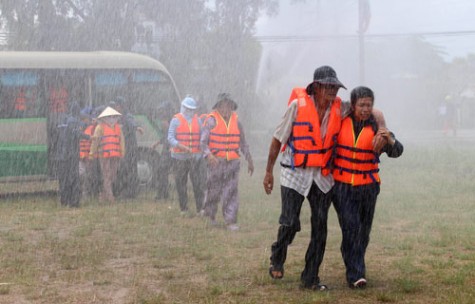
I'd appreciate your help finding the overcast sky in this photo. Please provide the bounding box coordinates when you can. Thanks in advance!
[256,0,475,61]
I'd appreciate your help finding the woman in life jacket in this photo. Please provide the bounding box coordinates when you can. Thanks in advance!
[89,106,125,203]
[331,86,403,289]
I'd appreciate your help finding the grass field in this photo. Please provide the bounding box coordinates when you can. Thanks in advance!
[0,138,474,303]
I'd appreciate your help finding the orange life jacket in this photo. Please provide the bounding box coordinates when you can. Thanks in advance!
[49,87,68,113]
[208,110,240,160]
[332,117,380,185]
[99,123,122,158]
[171,113,201,154]
[285,87,341,174]
[79,124,95,159]
[14,90,27,111]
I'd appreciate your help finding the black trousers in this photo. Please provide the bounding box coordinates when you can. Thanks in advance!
[332,182,380,284]
[58,159,81,207]
[270,183,332,286]
[114,152,139,199]
[172,158,205,212]
[156,149,172,199]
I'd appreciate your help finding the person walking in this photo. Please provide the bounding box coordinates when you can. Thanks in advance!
[331,86,403,289]
[168,96,205,215]
[57,102,88,207]
[263,66,349,290]
[263,66,388,290]
[200,93,254,231]
[112,97,143,199]
[89,106,125,203]
[151,101,176,201]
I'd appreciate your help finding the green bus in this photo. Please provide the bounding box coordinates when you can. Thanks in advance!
[0,51,180,189]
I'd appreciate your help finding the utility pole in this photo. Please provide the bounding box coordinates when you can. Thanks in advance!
[358,0,366,84]
[358,0,371,84]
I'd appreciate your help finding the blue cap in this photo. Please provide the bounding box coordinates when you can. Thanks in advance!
[80,106,93,118]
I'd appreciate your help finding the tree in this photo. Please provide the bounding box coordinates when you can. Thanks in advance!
[0,0,278,124]
[140,0,277,117]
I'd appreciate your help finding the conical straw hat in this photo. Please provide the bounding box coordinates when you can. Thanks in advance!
[98,106,122,118]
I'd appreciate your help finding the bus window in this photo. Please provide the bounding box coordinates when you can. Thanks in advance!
[93,71,128,106]
[0,71,42,118]
[48,84,68,114]
[130,70,178,115]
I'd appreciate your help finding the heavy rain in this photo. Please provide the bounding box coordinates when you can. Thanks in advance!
[0,0,474,303]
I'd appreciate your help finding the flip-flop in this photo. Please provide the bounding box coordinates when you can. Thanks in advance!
[268,265,284,279]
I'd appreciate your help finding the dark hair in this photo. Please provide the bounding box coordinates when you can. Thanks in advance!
[350,86,374,106]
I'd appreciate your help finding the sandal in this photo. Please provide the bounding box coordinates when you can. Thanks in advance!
[268,265,284,279]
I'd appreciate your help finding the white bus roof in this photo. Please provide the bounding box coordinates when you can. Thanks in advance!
[0,51,170,72]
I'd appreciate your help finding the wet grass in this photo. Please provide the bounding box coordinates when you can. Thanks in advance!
[0,140,474,303]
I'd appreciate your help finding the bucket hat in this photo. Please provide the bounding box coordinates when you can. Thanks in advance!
[212,93,238,111]
[306,65,346,94]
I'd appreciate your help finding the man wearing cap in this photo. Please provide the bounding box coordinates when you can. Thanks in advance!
[89,106,125,203]
[200,93,254,231]
[168,96,205,215]
[263,66,387,290]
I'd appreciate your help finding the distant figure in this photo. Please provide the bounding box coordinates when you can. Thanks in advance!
[332,86,403,289]
[444,95,458,136]
[89,107,125,203]
[112,97,143,199]
[151,101,175,201]
[49,83,69,114]
[168,96,205,215]
[13,87,27,117]
[57,102,88,207]
[47,80,69,177]
[200,93,254,231]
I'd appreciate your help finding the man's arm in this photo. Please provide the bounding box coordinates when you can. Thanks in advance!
[372,108,388,152]
[379,130,404,158]
[237,121,254,176]
[263,137,282,195]
[263,99,296,194]
[89,125,102,159]
[200,117,219,166]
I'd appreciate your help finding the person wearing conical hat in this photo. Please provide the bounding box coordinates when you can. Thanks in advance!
[89,106,125,203]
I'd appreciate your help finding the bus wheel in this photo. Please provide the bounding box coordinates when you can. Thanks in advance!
[136,149,159,189]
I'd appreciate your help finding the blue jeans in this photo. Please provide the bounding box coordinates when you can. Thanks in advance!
[332,182,380,284]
